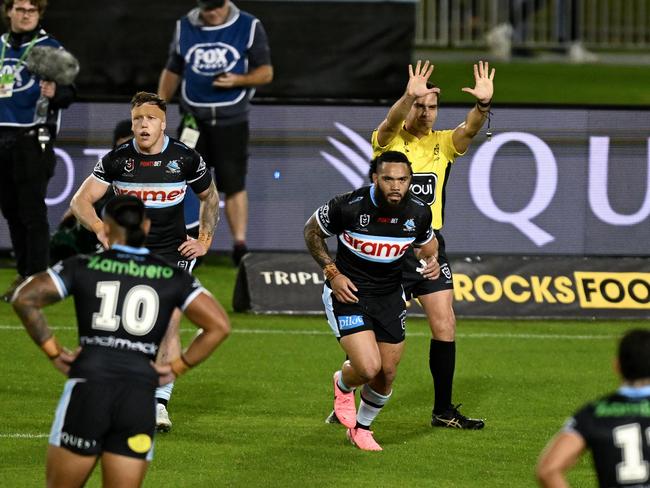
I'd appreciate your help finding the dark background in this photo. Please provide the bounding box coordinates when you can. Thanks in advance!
[41,1,415,101]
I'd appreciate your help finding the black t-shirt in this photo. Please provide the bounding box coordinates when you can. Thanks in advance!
[49,245,205,386]
[566,388,650,487]
[315,185,433,296]
[92,136,212,251]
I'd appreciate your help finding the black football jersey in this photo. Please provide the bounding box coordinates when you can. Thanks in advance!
[314,185,433,296]
[566,387,650,487]
[48,245,206,385]
[92,136,212,252]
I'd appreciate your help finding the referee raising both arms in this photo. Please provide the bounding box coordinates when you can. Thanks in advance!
[371,60,495,429]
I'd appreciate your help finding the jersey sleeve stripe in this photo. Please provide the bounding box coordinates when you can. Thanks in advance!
[186,172,207,184]
[314,210,334,237]
[413,231,434,247]
[46,269,68,299]
[90,174,111,185]
[180,287,209,312]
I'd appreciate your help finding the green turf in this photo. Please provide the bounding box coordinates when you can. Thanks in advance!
[410,59,650,106]
[0,261,634,487]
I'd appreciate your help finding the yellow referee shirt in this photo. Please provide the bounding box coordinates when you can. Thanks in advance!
[371,127,465,230]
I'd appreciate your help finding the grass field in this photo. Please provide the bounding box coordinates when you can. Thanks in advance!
[407,57,650,106]
[0,257,634,487]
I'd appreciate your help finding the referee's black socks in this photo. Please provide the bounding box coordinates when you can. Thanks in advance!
[430,339,456,415]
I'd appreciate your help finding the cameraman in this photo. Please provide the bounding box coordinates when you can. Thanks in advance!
[0,0,75,301]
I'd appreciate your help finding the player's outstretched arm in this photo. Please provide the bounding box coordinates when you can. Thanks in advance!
[179,181,220,259]
[536,431,585,488]
[70,176,111,249]
[376,60,440,147]
[453,60,496,154]
[153,291,231,384]
[12,273,78,375]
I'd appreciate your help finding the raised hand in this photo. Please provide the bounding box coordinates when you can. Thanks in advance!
[406,60,440,99]
[461,60,495,104]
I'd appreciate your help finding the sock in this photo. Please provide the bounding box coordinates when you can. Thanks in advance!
[156,382,174,405]
[356,384,391,429]
[337,375,353,394]
[430,339,456,414]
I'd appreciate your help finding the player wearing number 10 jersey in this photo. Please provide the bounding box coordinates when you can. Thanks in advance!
[12,195,230,488]
[537,329,650,488]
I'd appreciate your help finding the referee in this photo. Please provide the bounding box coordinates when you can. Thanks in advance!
[371,60,495,429]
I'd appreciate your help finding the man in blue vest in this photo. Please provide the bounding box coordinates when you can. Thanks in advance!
[0,0,74,301]
[158,0,273,265]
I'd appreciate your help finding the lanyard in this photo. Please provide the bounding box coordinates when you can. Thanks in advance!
[0,33,39,71]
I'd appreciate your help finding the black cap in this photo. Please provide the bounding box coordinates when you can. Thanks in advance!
[198,0,226,9]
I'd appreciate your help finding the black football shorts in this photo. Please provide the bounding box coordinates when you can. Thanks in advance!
[49,379,156,460]
[322,286,407,344]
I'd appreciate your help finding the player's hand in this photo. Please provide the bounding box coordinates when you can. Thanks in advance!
[330,274,359,304]
[178,236,208,259]
[212,73,241,89]
[150,361,176,386]
[419,256,440,280]
[40,80,56,99]
[51,347,80,376]
[406,60,440,99]
[461,60,495,104]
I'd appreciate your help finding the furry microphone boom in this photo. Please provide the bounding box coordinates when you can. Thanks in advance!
[26,45,80,85]
[25,46,80,146]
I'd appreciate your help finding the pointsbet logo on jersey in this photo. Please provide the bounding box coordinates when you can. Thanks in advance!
[453,271,650,309]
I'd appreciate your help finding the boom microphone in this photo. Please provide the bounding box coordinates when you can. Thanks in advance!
[25,46,80,147]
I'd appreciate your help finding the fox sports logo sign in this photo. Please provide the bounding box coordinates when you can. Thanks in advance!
[187,42,240,76]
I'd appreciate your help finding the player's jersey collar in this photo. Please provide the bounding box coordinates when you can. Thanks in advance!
[132,135,170,155]
[369,184,378,207]
[111,244,150,255]
[618,384,650,398]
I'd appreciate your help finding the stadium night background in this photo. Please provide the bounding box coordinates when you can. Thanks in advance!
[1,0,650,486]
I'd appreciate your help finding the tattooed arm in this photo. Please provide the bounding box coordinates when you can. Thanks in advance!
[12,273,78,374]
[304,214,358,303]
[179,180,220,259]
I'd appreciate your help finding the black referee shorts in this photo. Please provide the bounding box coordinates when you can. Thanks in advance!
[402,230,454,300]
[49,379,156,460]
[196,120,249,195]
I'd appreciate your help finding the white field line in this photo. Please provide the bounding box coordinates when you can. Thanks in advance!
[0,324,616,340]
[0,433,48,439]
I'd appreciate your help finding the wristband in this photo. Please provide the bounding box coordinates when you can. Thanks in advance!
[91,220,104,235]
[323,263,341,281]
[477,98,492,108]
[40,336,61,360]
[170,354,193,377]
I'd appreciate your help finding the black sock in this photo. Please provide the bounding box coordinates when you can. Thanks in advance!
[355,421,370,430]
[157,398,168,407]
[430,339,456,414]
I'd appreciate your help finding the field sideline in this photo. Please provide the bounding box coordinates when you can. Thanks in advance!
[0,259,633,487]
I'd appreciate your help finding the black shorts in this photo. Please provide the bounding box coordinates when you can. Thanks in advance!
[152,247,197,273]
[195,120,249,195]
[322,286,407,344]
[402,231,454,300]
[49,379,156,460]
